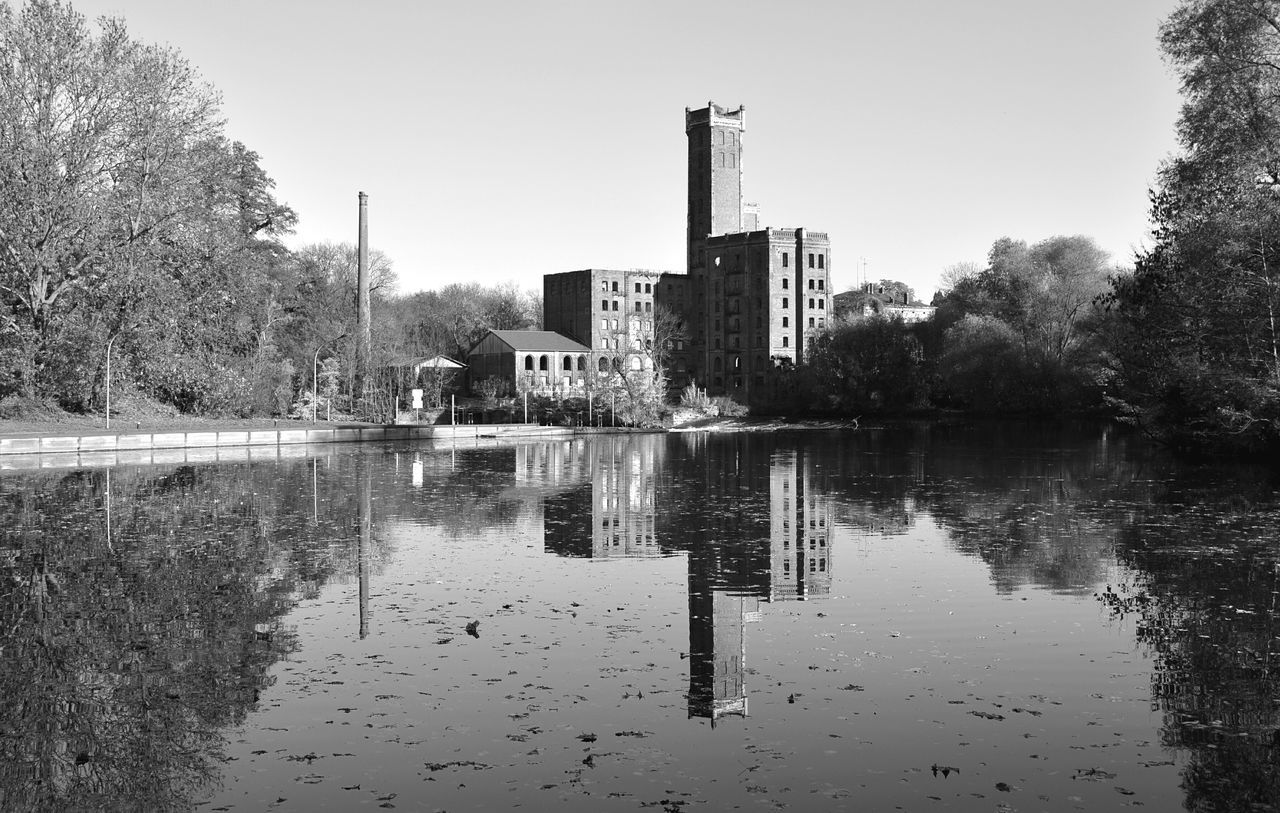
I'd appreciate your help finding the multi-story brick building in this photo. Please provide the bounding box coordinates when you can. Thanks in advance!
[684,102,832,400]
[542,268,694,391]
[538,102,832,403]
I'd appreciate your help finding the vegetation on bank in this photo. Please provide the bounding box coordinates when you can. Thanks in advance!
[2,0,1277,457]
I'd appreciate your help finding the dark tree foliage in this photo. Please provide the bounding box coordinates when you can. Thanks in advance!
[1110,0,1280,457]
[929,235,1114,413]
[797,316,930,414]
[0,1,298,414]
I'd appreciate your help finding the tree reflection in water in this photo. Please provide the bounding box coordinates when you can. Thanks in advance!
[0,460,382,811]
[1,423,1277,810]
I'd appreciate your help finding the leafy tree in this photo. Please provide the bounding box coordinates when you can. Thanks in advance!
[0,1,298,414]
[1109,0,1280,455]
[931,235,1114,413]
[799,316,929,413]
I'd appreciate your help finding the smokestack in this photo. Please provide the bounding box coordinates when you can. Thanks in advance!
[355,191,371,404]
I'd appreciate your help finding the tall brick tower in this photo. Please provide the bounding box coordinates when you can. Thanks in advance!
[685,103,745,274]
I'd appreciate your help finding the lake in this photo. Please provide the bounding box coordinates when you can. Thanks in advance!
[1,421,1277,811]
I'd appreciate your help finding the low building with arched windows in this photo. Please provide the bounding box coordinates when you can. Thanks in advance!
[466,329,592,397]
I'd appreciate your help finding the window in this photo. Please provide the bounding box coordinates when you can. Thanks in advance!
[808,298,815,309]
[782,316,789,327]
[578,355,586,370]
[782,336,789,347]
[612,301,618,311]
[782,278,789,289]
[601,319,607,329]
[524,355,534,371]
[601,281,608,291]
[539,355,548,371]
[611,281,618,292]
[808,279,815,290]
[635,282,642,293]
[598,357,609,372]
[808,253,815,268]
[612,319,618,329]
[809,317,815,327]
[818,318,825,328]
[563,356,572,371]
[782,297,789,309]
[782,252,789,268]
[644,301,651,312]
[635,302,642,312]
[818,299,824,310]
[600,338,609,349]
[601,299,608,311]
[644,283,651,293]
[818,279,824,290]
[818,255,825,269]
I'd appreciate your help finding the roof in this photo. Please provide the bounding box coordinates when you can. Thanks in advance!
[484,330,591,354]
[385,355,466,369]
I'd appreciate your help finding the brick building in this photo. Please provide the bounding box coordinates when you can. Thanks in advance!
[542,268,694,391]
[539,102,833,403]
[684,103,832,399]
[466,329,591,397]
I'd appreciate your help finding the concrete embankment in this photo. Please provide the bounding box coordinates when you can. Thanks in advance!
[0,424,578,470]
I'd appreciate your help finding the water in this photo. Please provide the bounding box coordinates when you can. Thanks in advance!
[1,421,1278,812]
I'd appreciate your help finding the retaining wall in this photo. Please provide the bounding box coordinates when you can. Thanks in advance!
[0,424,576,470]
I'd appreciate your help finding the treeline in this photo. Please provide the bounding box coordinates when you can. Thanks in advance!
[0,1,538,419]
[787,0,1280,459]
[776,234,1118,417]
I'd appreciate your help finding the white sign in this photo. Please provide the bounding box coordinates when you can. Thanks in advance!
[410,388,423,409]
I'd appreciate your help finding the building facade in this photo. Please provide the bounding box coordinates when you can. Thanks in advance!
[466,329,591,397]
[683,102,832,399]
[543,268,694,392]
[537,102,834,403]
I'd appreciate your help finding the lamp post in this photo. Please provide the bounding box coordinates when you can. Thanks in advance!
[104,332,126,430]
[313,333,346,424]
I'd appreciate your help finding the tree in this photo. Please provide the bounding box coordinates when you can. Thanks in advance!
[0,1,298,414]
[800,315,929,413]
[0,1,222,394]
[1109,0,1280,455]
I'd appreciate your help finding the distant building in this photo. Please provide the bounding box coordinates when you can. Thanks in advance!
[534,102,833,404]
[833,281,936,324]
[542,268,693,392]
[682,103,832,400]
[465,329,591,397]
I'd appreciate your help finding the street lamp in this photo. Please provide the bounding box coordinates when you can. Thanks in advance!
[313,334,346,424]
[104,332,128,430]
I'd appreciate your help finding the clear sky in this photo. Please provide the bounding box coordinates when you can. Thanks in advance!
[68,0,1184,301]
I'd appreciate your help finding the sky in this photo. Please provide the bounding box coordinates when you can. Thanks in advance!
[67,0,1185,302]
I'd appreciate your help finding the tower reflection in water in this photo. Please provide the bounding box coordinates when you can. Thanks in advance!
[541,434,832,725]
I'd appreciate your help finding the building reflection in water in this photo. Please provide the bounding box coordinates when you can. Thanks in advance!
[540,436,833,725]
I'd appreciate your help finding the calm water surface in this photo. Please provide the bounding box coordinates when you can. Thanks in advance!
[2,422,1278,812]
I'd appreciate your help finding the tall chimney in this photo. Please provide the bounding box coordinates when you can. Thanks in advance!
[355,191,371,405]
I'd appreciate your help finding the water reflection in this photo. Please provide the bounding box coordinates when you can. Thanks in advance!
[1,424,1278,810]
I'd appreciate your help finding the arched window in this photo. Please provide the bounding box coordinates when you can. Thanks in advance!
[539,355,549,371]
[577,354,586,370]
[563,356,573,371]
[524,355,534,371]
[713,357,722,372]
[630,356,642,371]
[598,357,609,373]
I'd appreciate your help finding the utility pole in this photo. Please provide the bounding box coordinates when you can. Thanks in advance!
[355,191,372,411]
